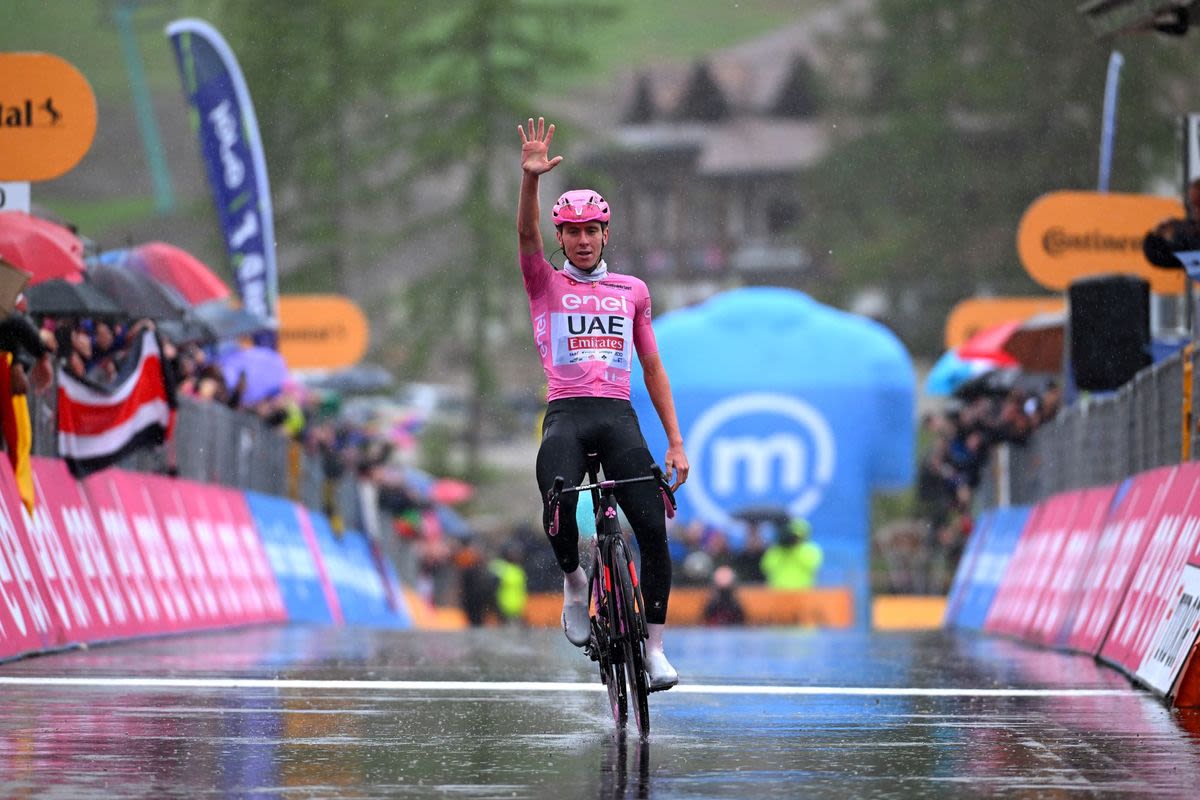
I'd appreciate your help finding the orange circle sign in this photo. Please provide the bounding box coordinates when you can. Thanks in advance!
[0,53,98,182]
[278,294,369,369]
[1017,191,1185,294]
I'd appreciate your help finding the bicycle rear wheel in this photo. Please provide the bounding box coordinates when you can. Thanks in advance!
[612,538,650,738]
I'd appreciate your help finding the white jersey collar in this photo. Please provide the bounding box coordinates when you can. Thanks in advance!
[564,259,608,283]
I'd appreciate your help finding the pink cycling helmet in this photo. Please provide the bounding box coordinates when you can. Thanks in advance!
[551,189,610,226]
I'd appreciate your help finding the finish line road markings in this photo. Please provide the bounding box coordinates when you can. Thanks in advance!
[0,676,1138,698]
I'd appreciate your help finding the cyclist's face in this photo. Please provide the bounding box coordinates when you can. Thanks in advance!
[557,222,608,269]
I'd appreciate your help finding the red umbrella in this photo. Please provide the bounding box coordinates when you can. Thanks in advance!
[0,211,86,285]
[431,478,474,505]
[957,316,1064,374]
[956,320,1022,368]
[126,241,230,305]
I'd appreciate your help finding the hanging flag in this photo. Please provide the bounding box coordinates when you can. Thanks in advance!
[57,330,174,478]
[165,18,279,348]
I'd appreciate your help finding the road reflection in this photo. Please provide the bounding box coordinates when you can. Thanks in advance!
[600,733,650,799]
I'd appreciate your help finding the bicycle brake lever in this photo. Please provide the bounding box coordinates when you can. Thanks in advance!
[547,476,565,536]
[650,465,677,518]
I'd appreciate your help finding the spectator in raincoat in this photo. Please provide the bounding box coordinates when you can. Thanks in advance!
[490,541,528,625]
[760,518,823,590]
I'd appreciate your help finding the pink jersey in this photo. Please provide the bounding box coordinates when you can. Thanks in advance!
[519,251,657,401]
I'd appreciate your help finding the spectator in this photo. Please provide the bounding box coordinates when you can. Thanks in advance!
[730,521,768,584]
[1144,177,1200,268]
[490,541,528,626]
[760,518,823,590]
[702,565,746,626]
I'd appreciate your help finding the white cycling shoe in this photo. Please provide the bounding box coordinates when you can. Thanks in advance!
[644,649,679,692]
[562,601,590,647]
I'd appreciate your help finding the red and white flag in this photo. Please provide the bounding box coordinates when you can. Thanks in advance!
[57,330,174,477]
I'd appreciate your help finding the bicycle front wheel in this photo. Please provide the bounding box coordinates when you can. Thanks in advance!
[595,565,627,731]
[613,538,650,738]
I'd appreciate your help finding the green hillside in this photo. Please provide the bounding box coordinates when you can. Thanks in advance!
[2,0,815,236]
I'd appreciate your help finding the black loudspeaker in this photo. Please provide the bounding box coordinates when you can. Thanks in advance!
[1068,274,1151,392]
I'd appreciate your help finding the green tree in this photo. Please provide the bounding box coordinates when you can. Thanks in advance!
[212,1,604,479]
[212,0,418,295]
[801,1,1198,355]
[393,0,606,479]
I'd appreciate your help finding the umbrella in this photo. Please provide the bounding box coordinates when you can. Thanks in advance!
[956,321,1022,367]
[88,261,190,320]
[24,278,122,318]
[925,349,1004,396]
[953,366,1022,400]
[157,316,215,345]
[191,300,274,341]
[731,505,791,526]
[307,363,395,394]
[434,505,472,539]
[1005,311,1065,374]
[957,316,1064,375]
[217,345,289,406]
[430,478,474,505]
[125,241,231,305]
[0,211,86,285]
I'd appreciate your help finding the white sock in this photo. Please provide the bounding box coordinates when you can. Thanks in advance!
[646,622,666,655]
[563,567,588,604]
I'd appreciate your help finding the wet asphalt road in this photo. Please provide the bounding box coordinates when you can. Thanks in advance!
[0,626,1198,798]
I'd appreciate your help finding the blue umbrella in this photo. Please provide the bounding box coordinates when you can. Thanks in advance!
[925,350,1001,397]
[218,346,289,406]
[435,505,472,539]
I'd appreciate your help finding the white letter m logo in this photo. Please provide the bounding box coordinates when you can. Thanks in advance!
[712,434,806,496]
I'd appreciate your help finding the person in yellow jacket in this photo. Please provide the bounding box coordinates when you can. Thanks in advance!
[490,542,528,625]
[760,518,823,590]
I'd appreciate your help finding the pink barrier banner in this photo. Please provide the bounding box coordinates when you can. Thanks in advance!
[83,471,178,636]
[140,475,227,628]
[175,480,254,625]
[104,471,199,630]
[1009,492,1082,638]
[1068,469,1170,655]
[211,487,287,622]
[27,458,131,643]
[1102,464,1200,675]
[0,459,54,659]
[1028,486,1117,646]
[1134,463,1200,696]
[986,493,1079,637]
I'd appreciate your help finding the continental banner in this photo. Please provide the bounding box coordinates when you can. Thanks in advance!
[167,19,279,346]
[1017,191,1185,294]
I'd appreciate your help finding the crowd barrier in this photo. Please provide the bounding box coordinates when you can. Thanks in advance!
[0,456,411,665]
[945,461,1200,708]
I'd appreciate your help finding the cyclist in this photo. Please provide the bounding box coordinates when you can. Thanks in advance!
[517,117,689,690]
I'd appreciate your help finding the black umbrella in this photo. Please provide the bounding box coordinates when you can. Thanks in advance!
[308,363,395,394]
[24,278,122,318]
[157,317,215,345]
[731,505,791,527]
[87,262,190,320]
[953,366,1022,400]
[191,300,274,341]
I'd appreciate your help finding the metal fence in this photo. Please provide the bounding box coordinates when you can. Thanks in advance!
[984,347,1190,507]
[29,387,369,534]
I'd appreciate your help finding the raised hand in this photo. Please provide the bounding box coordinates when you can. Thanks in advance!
[518,117,563,176]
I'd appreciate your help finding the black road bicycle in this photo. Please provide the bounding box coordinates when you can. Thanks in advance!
[547,455,677,738]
